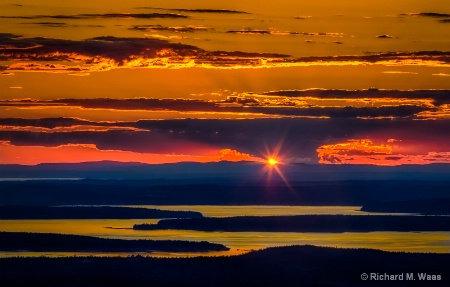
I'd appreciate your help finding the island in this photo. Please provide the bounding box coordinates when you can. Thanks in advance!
[0,232,228,252]
[361,199,450,215]
[0,205,202,219]
[134,215,450,232]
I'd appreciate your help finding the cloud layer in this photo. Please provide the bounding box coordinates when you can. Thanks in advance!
[1,117,450,165]
[1,13,189,20]
[0,140,259,165]
[2,88,449,120]
[1,34,449,73]
[317,139,450,165]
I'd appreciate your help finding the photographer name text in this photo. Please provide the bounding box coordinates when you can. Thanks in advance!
[361,272,441,281]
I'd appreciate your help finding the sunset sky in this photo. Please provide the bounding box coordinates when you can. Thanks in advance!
[1,0,450,165]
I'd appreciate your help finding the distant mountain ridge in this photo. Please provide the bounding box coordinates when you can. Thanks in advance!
[1,161,450,182]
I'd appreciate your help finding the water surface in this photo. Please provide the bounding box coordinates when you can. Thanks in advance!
[1,217,448,257]
[121,205,413,217]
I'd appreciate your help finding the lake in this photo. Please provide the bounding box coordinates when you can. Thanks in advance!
[107,205,414,217]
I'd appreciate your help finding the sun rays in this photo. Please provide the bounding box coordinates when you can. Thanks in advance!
[260,137,294,192]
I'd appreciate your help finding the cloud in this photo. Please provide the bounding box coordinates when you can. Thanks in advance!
[0,33,38,49]
[0,125,146,133]
[376,34,394,39]
[219,148,257,161]
[226,30,344,37]
[0,127,226,155]
[0,140,260,165]
[432,73,450,77]
[143,34,184,40]
[129,25,212,33]
[0,117,97,128]
[0,106,280,122]
[68,72,91,76]
[22,22,69,28]
[317,139,393,164]
[0,94,438,119]
[0,117,149,132]
[294,16,312,20]
[226,29,271,35]
[20,22,105,28]
[0,13,189,20]
[137,7,250,14]
[400,12,450,24]
[415,12,450,18]
[416,104,450,119]
[167,9,249,14]
[261,89,450,105]
[0,34,293,72]
[2,34,449,73]
[1,34,203,61]
[382,71,418,74]
[2,118,450,164]
[317,138,450,165]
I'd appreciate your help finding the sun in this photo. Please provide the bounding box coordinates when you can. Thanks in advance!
[267,157,279,166]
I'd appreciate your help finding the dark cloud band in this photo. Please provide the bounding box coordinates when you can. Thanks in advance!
[1,118,450,163]
[0,13,188,20]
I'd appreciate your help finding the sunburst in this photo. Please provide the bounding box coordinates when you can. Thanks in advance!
[267,157,279,166]
[260,143,293,192]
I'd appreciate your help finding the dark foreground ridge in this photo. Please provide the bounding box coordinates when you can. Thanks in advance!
[0,232,228,252]
[0,205,202,219]
[1,245,448,287]
[361,199,450,215]
[134,215,450,232]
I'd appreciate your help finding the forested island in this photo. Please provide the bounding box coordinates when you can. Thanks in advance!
[134,215,450,232]
[1,245,448,287]
[0,206,202,219]
[0,232,228,252]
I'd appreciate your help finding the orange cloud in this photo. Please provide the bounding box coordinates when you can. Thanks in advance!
[317,139,392,163]
[416,104,450,119]
[2,34,450,74]
[0,106,281,122]
[0,125,147,133]
[0,141,261,165]
[317,139,450,165]
[219,148,256,161]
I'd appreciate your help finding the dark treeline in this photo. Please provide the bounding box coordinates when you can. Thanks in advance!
[1,245,449,287]
[361,199,450,215]
[1,180,450,206]
[134,215,450,232]
[0,232,228,252]
[0,205,202,219]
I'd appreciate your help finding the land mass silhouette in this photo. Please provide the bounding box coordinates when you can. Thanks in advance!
[0,232,228,252]
[0,205,202,219]
[361,199,450,215]
[134,215,450,232]
[1,245,448,287]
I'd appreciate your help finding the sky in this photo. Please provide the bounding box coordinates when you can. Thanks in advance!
[1,0,450,165]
